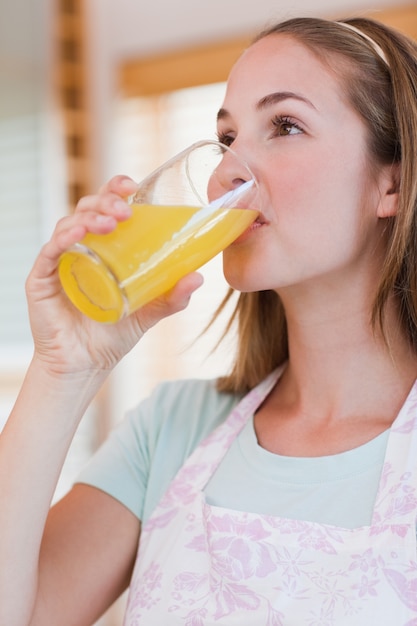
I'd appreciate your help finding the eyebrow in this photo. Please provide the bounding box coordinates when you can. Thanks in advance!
[217,91,316,121]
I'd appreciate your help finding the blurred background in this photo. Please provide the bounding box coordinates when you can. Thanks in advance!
[1,0,416,623]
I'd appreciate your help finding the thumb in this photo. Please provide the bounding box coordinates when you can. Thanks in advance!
[167,272,205,309]
[135,272,204,333]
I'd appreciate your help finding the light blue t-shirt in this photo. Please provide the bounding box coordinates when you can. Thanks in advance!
[77,377,388,529]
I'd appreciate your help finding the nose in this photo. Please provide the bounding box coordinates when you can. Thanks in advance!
[219,147,254,185]
[208,147,255,202]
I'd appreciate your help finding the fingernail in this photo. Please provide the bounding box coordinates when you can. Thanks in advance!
[114,200,132,216]
[120,178,138,190]
[96,214,115,224]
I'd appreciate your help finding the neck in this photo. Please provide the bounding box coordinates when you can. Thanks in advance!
[276,286,417,424]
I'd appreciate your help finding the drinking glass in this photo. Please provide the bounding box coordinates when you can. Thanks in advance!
[58,139,258,323]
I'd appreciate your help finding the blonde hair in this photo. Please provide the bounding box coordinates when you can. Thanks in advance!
[214,16,417,394]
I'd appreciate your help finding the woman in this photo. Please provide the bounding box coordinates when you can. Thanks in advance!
[2,15,417,625]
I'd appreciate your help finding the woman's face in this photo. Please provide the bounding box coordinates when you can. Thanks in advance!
[217,34,394,300]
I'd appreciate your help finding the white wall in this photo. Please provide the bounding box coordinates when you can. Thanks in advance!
[0,0,67,428]
[84,0,400,188]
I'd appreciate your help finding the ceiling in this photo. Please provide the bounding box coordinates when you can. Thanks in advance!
[0,0,405,81]
[80,0,405,185]
[92,0,401,61]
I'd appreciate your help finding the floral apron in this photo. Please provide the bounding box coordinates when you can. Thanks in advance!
[124,368,417,625]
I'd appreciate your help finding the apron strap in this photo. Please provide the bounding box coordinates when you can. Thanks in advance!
[372,379,417,527]
[167,366,284,498]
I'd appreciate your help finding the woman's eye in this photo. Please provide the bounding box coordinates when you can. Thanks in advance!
[272,116,303,137]
[216,131,235,147]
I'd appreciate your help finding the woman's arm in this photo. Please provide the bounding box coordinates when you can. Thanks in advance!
[0,176,203,625]
[0,361,110,625]
[33,484,141,626]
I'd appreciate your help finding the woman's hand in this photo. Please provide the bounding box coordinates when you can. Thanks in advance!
[26,176,204,376]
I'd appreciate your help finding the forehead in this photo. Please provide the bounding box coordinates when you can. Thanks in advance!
[223,34,347,112]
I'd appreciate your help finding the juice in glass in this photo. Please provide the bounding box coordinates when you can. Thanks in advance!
[58,203,258,323]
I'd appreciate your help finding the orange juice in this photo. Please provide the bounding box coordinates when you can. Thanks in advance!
[58,203,258,323]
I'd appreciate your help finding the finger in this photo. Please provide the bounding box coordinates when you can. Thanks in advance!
[75,193,132,220]
[166,272,205,310]
[31,224,87,281]
[52,211,117,241]
[137,272,204,333]
[98,175,139,197]
[32,209,119,282]
[53,191,133,243]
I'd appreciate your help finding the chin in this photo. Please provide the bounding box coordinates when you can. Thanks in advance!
[223,268,262,293]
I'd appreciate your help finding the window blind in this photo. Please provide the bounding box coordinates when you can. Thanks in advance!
[0,113,43,348]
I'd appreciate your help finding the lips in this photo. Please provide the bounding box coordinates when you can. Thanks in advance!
[230,211,268,245]
[253,211,268,227]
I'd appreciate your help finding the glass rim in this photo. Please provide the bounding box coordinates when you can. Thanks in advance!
[136,138,258,192]
[186,138,258,188]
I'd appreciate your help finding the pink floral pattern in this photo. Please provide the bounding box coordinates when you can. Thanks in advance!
[124,370,417,624]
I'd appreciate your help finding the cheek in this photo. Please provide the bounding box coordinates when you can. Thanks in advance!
[268,160,370,260]
[270,152,362,222]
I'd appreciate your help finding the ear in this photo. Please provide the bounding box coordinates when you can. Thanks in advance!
[376,162,400,218]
